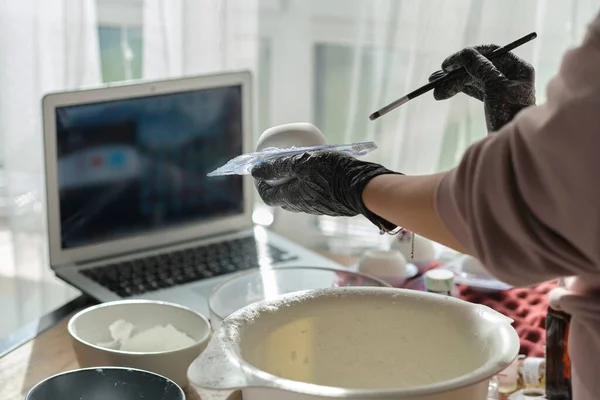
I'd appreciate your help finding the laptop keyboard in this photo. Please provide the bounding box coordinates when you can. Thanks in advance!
[81,236,298,298]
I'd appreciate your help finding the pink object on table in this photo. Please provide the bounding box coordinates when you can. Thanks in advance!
[458,281,557,357]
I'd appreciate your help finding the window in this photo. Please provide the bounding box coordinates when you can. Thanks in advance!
[96,0,144,83]
[98,26,143,83]
[314,44,377,145]
[313,43,412,150]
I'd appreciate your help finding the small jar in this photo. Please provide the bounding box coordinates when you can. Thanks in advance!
[488,375,500,400]
[498,355,523,399]
[424,269,456,296]
[519,357,545,390]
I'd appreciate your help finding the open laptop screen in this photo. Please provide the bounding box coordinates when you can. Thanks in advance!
[54,85,244,249]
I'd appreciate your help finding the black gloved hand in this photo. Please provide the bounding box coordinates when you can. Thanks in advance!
[252,151,401,232]
[429,45,535,132]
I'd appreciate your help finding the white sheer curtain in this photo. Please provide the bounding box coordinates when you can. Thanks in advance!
[142,0,259,80]
[0,0,102,225]
[0,0,99,288]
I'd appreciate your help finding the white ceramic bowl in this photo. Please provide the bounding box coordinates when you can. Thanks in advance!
[68,300,211,388]
[189,287,520,400]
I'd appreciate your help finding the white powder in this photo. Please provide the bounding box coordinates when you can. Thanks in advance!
[98,319,196,352]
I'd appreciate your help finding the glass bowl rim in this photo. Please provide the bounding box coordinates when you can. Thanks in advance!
[208,265,391,321]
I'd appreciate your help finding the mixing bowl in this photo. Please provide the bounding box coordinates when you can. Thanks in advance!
[208,266,390,330]
[68,299,211,387]
[26,367,185,400]
[190,287,520,400]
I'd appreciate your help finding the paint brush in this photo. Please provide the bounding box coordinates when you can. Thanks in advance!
[369,32,537,121]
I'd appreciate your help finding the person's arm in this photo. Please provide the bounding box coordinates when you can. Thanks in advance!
[433,18,600,287]
[433,17,600,400]
[362,173,467,253]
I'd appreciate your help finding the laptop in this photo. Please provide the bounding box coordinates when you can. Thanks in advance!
[41,71,342,316]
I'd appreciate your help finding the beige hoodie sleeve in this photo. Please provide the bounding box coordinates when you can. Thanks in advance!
[435,12,600,400]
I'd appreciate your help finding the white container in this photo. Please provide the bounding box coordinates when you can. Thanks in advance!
[68,299,212,387]
[357,249,410,287]
[424,268,456,296]
[188,287,519,400]
[255,122,327,186]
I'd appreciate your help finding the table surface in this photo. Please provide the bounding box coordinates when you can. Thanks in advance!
[0,251,355,400]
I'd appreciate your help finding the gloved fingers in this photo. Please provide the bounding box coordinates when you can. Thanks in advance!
[254,179,288,207]
[441,44,499,72]
[442,45,512,90]
[462,84,484,101]
[251,156,296,181]
[428,70,446,81]
[281,204,300,213]
[429,70,472,101]
[457,47,510,90]
[471,44,500,57]
[484,50,534,83]
[510,56,535,83]
[432,84,463,101]
[441,45,533,83]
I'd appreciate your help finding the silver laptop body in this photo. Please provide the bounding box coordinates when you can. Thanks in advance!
[42,71,341,317]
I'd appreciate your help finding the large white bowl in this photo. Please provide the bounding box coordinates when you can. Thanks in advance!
[68,300,211,388]
[189,287,520,400]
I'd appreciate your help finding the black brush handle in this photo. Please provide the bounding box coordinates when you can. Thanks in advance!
[369,32,537,120]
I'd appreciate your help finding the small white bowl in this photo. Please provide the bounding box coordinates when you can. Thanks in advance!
[358,249,413,286]
[67,300,211,388]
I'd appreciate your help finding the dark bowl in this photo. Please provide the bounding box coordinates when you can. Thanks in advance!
[26,367,185,400]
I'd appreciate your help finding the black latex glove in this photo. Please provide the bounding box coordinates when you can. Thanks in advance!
[252,151,401,232]
[429,45,535,132]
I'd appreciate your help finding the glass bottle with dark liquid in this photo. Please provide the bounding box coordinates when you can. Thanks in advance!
[545,306,572,400]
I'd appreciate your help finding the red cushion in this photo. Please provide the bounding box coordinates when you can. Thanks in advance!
[458,281,558,357]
